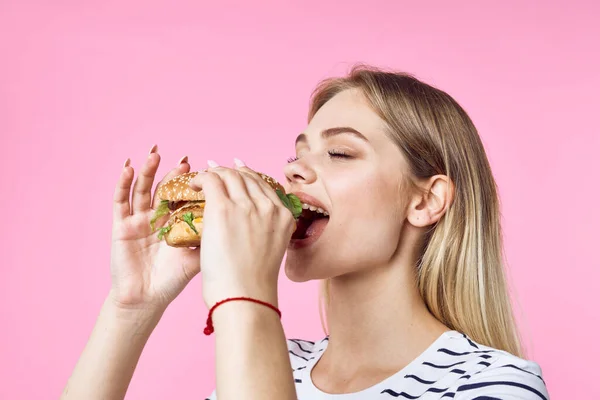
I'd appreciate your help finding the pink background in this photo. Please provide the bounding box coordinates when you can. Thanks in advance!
[1,1,598,398]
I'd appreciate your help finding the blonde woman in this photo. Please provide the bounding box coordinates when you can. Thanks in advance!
[62,65,549,399]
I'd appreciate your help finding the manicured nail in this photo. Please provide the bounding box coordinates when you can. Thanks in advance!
[148,144,158,155]
[178,156,188,165]
[207,160,219,168]
[233,158,246,168]
[123,158,131,168]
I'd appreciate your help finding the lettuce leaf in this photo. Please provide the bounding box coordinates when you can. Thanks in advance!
[150,200,171,232]
[287,193,303,219]
[157,225,171,240]
[276,190,303,219]
[182,212,199,234]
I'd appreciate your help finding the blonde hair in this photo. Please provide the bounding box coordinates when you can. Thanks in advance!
[309,64,525,358]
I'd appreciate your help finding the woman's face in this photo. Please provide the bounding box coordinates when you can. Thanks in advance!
[284,88,412,282]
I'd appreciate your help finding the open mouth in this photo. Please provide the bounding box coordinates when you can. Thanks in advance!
[291,206,330,241]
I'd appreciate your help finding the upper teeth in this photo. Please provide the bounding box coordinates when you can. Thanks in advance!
[302,203,329,216]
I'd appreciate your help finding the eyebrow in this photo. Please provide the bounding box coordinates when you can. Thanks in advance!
[295,127,369,146]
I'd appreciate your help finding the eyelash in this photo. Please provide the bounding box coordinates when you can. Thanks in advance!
[287,150,351,163]
[328,150,350,159]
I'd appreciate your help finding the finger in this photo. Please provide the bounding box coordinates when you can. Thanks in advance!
[151,156,191,209]
[113,158,134,221]
[236,164,297,232]
[131,145,161,212]
[234,161,284,208]
[211,167,255,209]
[189,170,229,205]
[237,171,275,212]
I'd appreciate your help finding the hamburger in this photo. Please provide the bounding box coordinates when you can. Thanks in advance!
[150,171,303,247]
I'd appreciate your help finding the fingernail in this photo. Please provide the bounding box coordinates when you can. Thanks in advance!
[178,156,188,165]
[233,158,246,167]
[207,160,219,168]
[123,158,131,168]
[148,144,158,155]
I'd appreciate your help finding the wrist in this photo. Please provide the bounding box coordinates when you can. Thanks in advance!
[211,298,282,333]
[104,293,165,329]
[203,281,279,309]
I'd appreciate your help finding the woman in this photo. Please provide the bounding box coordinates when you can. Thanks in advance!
[61,65,549,399]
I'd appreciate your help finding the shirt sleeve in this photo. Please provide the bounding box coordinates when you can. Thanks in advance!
[453,357,549,400]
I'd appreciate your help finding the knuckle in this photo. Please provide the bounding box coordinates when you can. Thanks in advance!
[235,199,255,214]
[245,201,258,214]
[279,208,295,224]
[217,167,234,178]
[211,200,229,213]
[204,171,220,181]
[259,199,277,215]
[196,172,220,188]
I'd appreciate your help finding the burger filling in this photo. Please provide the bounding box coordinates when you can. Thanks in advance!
[151,200,205,240]
[150,190,303,241]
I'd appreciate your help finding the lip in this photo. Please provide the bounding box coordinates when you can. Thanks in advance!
[289,234,320,249]
[291,191,330,214]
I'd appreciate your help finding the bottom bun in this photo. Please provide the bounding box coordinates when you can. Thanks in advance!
[164,218,203,248]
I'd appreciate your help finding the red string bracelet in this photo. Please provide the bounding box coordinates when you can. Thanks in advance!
[204,297,282,335]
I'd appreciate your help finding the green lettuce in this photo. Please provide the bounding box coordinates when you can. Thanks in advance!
[150,200,170,232]
[276,190,303,219]
[182,212,199,234]
[157,225,171,240]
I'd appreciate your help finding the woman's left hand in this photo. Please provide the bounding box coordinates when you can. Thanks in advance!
[189,159,296,309]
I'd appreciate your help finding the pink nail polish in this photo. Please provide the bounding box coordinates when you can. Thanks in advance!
[148,144,158,155]
[178,156,188,165]
[123,158,131,168]
[207,160,219,168]
[233,158,246,167]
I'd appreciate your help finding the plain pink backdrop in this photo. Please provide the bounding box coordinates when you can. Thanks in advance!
[1,0,598,398]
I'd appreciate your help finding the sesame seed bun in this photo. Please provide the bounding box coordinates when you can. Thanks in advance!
[156,171,207,202]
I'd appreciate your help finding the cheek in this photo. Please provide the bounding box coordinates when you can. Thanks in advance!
[326,192,404,267]
[339,175,402,226]
[342,208,402,254]
[284,174,405,280]
[333,173,403,237]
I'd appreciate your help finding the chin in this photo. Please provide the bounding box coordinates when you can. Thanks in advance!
[284,258,313,282]
[284,252,350,283]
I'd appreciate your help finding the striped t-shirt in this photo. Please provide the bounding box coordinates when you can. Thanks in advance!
[206,330,549,399]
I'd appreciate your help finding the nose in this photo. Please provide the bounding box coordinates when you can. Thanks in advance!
[284,158,317,186]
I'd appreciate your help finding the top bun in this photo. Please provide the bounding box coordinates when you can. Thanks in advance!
[156,170,287,201]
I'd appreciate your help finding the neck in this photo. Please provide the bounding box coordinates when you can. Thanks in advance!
[322,258,449,372]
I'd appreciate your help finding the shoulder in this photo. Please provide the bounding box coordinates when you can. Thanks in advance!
[454,355,548,399]
[286,337,327,369]
[447,334,549,400]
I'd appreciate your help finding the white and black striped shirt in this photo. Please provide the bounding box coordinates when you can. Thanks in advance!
[206,330,549,399]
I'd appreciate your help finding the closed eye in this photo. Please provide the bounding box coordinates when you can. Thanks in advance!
[328,150,351,159]
[287,150,352,163]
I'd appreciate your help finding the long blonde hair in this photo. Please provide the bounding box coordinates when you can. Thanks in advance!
[309,64,526,358]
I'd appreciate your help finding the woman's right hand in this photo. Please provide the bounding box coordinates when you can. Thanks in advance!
[109,145,201,313]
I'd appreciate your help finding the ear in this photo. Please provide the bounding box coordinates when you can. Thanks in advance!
[406,175,455,228]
